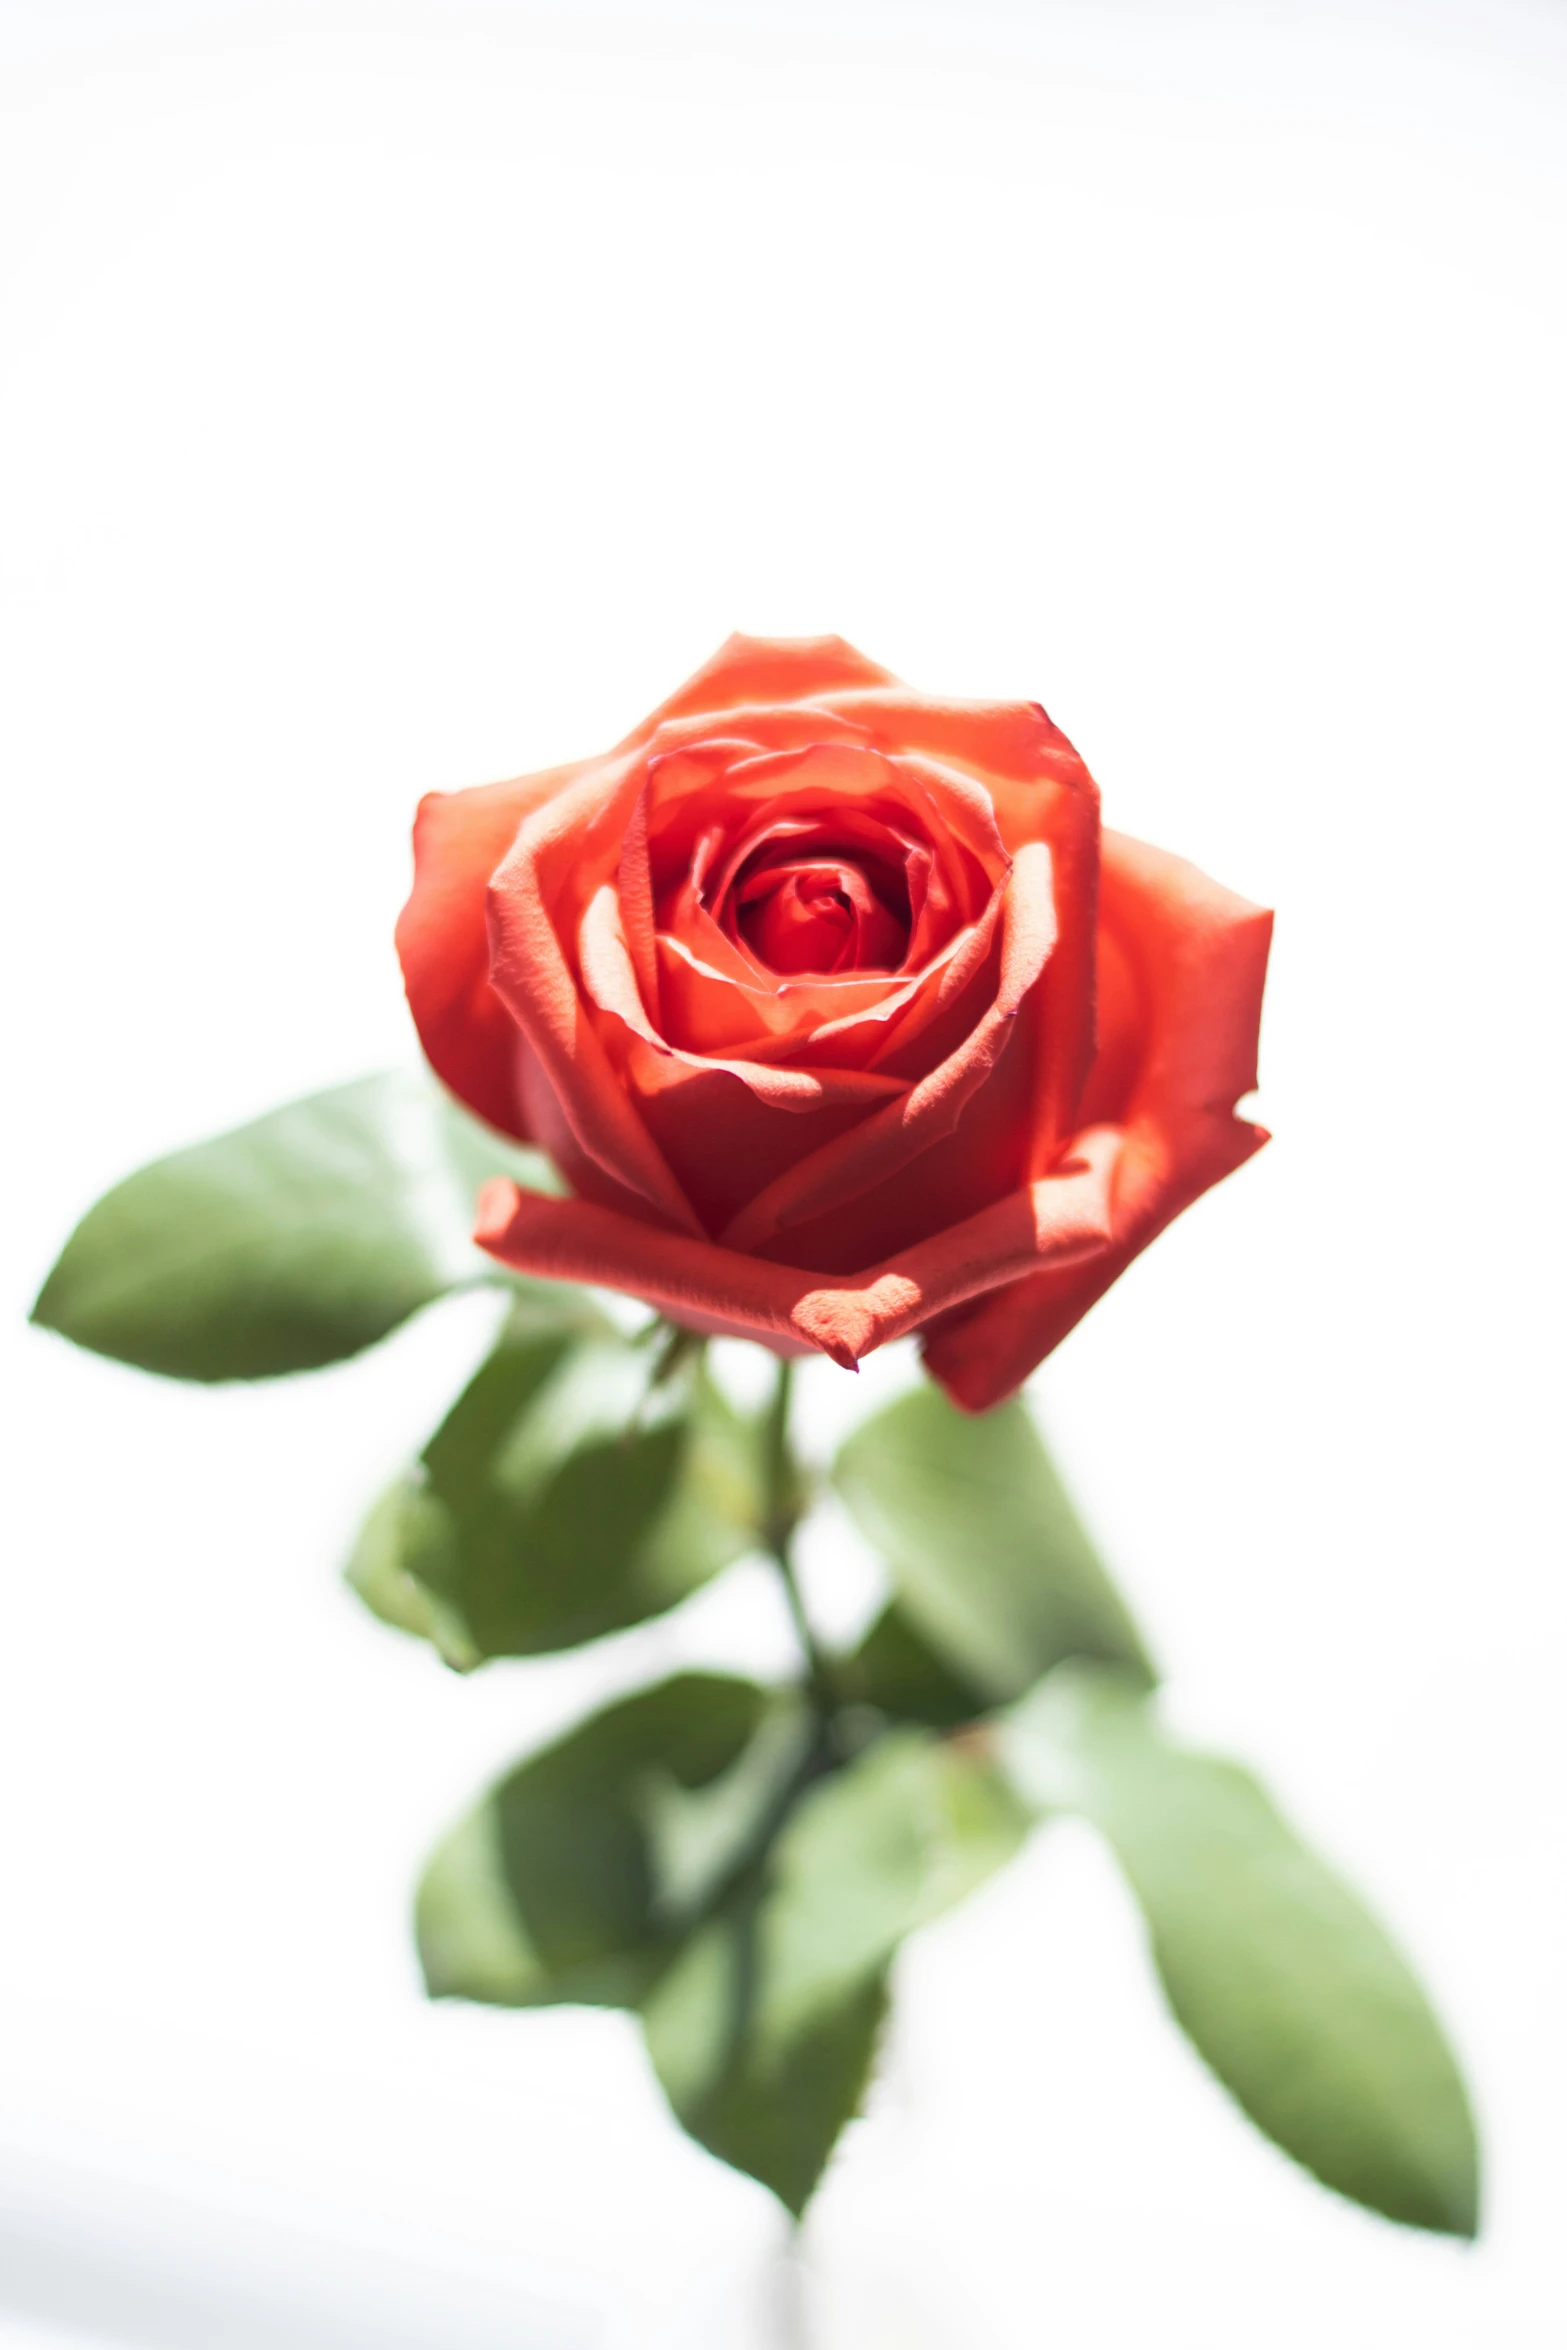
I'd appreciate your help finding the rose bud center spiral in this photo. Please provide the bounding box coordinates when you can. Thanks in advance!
[726,832,911,977]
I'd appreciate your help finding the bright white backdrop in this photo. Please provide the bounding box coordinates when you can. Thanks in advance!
[3,1,1565,2342]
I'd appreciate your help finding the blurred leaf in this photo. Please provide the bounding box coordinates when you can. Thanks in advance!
[836,1600,987,1731]
[1002,1666,1480,2238]
[647,1353,769,1592]
[643,1905,890,2223]
[343,1471,481,1670]
[833,1384,1154,1703]
[642,1728,1029,2213]
[29,1069,571,1381]
[641,1697,813,1927]
[350,1321,765,1660]
[414,1799,544,2008]
[417,1672,791,2010]
[763,1730,1030,2013]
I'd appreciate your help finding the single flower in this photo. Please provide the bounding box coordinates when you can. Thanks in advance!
[397,635,1271,1408]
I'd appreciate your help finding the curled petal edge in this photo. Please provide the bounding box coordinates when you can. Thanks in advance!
[921,1111,1268,1411]
[473,1127,1122,1372]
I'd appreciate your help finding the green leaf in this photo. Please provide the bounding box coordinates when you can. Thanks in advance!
[343,1471,482,1670]
[640,1697,814,1927]
[765,1730,1030,2006]
[420,1672,1028,2212]
[1002,1666,1480,2238]
[417,1672,792,2010]
[350,1323,765,1660]
[413,1799,545,2008]
[833,1383,1154,1703]
[642,1728,1029,2213]
[29,1069,568,1381]
[836,1600,987,1730]
[643,1906,890,2222]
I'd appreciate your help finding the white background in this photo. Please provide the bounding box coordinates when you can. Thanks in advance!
[3,1,1565,2342]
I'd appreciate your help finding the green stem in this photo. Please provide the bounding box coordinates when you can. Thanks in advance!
[761,1356,837,1723]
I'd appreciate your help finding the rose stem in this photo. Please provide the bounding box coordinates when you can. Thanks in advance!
[760,1355,838,1727]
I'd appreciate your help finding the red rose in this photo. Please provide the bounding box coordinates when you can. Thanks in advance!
[396,636,1271,1410]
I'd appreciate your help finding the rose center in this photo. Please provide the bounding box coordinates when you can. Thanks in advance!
[733,851,909,977]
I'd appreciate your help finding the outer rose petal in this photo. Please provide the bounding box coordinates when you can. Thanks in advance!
[920,831,1272,1411]
[621,633,897,743]
[473,1127,1121,1370]
[396,765,579,1137]
[486,756,704,1234]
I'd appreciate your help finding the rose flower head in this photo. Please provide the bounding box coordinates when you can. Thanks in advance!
[397,636,1271,1410]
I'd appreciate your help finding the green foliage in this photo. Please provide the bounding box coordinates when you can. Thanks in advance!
[347,1320,765,1661]
[1002,1665,1480,2238]
[40,1057,1475,2240]
[641,1730,1029,2212]
[419,1665,1028,2214]
[416,1673,801,2010]
[833,1383,1154,1701]
[341,1471,483,1667]
[836,1600,987,1730]
[643,1908,889,2222]
[29,1070,566,1381]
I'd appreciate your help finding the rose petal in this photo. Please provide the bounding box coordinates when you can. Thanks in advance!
[645,705,873,765]
[396,764,579,1138]
[617,784,662,1024]
[704,744,1000,925]
[820,689,1093,840]
[735,861,904,976]
[920,832,1273,1409]
[827,700,1100,1153]
[473,1126,1120,1369]
[676,895,1002,1075]
[718,841,1057,1251]
[1097,829,1274,1112]
[578,885,905,1114]
[658,930,918,1044]
[487,762,703,1233]
[620,633,897,744]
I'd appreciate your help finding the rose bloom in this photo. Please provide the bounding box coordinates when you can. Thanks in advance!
[397,636,1271,1411]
